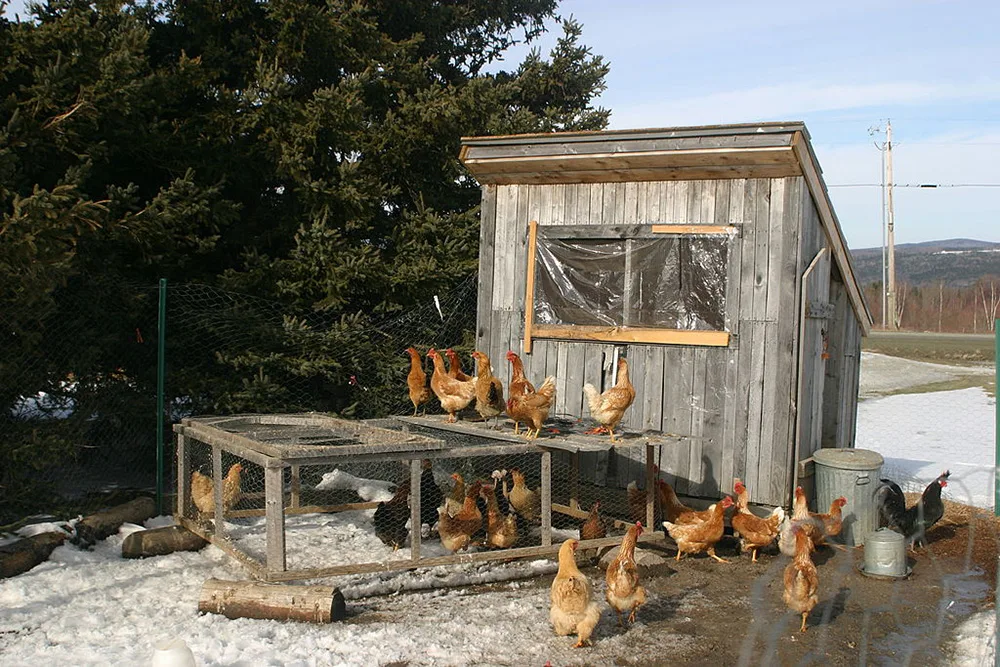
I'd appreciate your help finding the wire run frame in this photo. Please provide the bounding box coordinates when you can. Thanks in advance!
[173,413,669,582]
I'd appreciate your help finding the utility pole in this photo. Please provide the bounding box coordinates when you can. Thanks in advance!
[885,119,898,330]
[870,122,889,329]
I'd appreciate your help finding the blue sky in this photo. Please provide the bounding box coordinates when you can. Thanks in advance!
[494,0,1000,249]
[5,0,998,248]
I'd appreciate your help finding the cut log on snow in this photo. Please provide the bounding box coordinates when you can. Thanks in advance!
[198,578,346,623]
[0,531,68,579]
[74,496,157,547]
[122,525,208,559]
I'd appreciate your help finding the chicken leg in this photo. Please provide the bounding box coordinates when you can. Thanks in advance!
[707,547,730,563]
[799,611,808,633]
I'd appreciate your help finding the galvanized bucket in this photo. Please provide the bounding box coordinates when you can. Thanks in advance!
[861,528,909,579]
[812,448,884,546]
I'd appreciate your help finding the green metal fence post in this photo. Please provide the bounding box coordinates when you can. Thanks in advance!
[156,278,167,516]
[995,317,999,518]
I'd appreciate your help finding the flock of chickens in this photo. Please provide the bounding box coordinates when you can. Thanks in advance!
[183,351,954,646]
[407,347,637,442]
[373,463,544,553]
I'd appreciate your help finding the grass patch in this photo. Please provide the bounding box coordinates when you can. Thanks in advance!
[864,331,996,365]
[870,375,997,399]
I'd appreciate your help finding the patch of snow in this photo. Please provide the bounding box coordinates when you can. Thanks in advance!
[856,387,996,509]
[948,609,996,665]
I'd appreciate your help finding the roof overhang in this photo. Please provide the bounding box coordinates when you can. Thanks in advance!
[459,122,873,334]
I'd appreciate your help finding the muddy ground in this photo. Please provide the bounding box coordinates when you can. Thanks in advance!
[347,496,997,666]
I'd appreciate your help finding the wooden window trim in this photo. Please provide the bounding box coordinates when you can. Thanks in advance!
[523,221,732,351]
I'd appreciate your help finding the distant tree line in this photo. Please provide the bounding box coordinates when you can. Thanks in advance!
[0,0,610,518]
[863,276,1000,333]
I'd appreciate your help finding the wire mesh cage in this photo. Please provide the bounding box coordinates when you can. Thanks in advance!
[174,412,666,581]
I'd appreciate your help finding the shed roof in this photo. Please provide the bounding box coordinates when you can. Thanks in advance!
[459,122,873,334]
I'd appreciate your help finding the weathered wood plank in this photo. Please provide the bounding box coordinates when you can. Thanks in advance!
[477,185,497,349]
[745,179,772,500]
[532,325,729,347]
[471,164,802,186]
[262,531,666,582]
[719,179,745,493]
[769,177,804,504]
[523,220,539,353]
[687,348,709,495]
[264,464,287,573]
[757,178,786,504]
[176,433,191,519]
[410,458,422,560]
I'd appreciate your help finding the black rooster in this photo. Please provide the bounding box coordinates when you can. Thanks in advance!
[876,470,950,547]
[373,480,411,550]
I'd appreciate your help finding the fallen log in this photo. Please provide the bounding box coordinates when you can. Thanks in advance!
[122,525,208,559]
[74,496,156,548]
[198,578,346,623]
[0,531,68,579]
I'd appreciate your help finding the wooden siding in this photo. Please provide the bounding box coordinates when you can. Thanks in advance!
[476,178,815,506]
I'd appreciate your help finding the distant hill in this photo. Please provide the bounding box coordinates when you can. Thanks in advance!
[849,238,1000,286]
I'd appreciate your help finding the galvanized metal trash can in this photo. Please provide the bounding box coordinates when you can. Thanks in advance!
[812,448,885,547]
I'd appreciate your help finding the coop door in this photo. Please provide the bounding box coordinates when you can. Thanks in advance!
[796,248,831,461]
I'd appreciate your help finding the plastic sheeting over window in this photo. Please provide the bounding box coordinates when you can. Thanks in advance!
[534,235,728,332]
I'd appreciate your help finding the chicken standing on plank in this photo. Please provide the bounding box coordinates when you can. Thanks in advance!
[506,373,556,440]
[405,347,431,415]
[504,351,535,435]
[583,356,636,443]
[783,524,819,633]
[605,521,647,626]
[550,539,601,648]
[427,348,476,422]
[471,350,505,427]
[731,479,784,562]
[445,348,472,381]
[191,463,243,517]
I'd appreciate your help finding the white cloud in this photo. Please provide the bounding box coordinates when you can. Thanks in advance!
[608,80,1000,130]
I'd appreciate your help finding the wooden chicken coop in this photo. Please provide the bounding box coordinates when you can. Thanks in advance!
[173,413,665,582]
[458,122,873,509]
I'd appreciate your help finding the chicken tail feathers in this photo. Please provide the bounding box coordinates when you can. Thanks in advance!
[876,479,906,528]
[583,383,602,415]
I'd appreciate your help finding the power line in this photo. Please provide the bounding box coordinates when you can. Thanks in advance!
[829,183,1000,188]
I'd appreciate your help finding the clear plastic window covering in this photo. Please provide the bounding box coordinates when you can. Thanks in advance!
[534,235,728,332]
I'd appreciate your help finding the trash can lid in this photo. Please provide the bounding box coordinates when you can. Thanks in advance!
[812,448,884,471]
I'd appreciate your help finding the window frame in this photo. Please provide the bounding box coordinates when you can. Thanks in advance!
[523,220,735,352]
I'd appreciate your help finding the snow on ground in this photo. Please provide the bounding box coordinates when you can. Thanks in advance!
[856,386,997,509]
[1,353,998,665]
[949,610,996,666]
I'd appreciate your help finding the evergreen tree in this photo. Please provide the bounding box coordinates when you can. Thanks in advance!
[0,0,609,518]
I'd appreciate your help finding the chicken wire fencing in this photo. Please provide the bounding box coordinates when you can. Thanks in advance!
[1,276,161,526]
[1,275,478,527]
